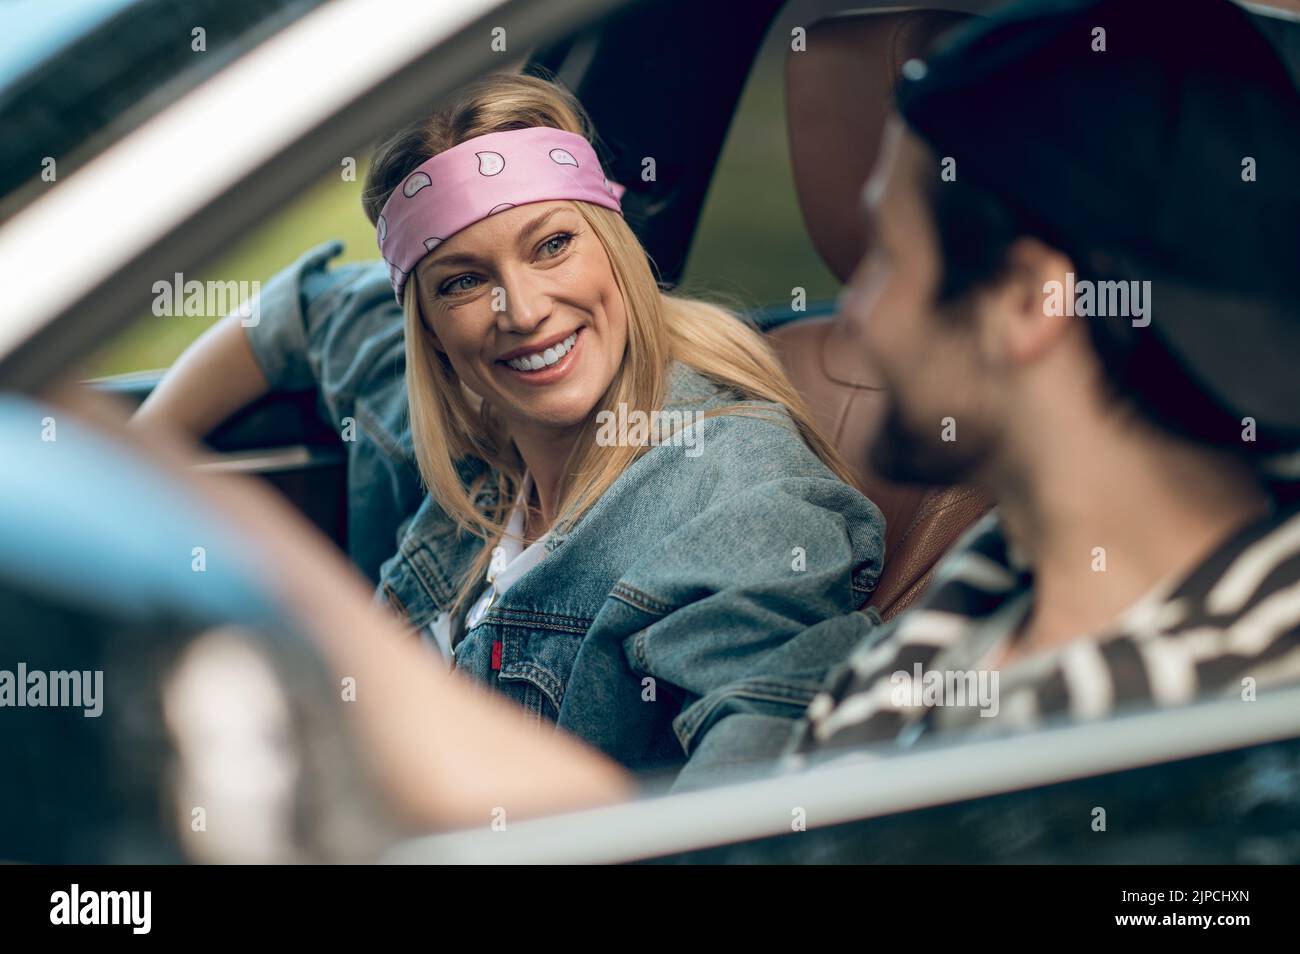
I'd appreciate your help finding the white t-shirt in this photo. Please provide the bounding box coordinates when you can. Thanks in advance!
[422,474,549,666]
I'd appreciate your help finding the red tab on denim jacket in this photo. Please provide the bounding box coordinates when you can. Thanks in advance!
[491,639,503,671]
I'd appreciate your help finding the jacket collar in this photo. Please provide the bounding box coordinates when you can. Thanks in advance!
[386,362,740,615]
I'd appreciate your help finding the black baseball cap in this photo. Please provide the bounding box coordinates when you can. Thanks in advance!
[896,0,1300,444]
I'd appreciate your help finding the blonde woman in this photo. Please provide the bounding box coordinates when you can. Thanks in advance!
[138,74,884,774]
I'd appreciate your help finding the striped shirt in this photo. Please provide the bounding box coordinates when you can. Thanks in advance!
[789,503,1300,764]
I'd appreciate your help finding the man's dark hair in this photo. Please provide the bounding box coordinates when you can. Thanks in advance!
[919,162,1280,457]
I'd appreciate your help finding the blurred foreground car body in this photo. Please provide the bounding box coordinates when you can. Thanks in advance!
[390,690,1300,864]
[0,392,388,862]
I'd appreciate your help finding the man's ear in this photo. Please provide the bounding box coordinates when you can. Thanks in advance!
[991,236,1079,366]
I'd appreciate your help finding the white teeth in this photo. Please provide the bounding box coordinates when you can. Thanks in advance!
[505,332,578,372]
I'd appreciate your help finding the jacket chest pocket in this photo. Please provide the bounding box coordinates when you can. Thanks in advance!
[492,626,587,728]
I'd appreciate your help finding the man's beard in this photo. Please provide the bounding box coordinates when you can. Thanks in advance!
[867,397,989,488]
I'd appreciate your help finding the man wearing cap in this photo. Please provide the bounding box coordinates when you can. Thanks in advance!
[680,0,1300,778]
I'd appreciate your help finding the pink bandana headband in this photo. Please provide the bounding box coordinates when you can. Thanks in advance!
[376,126,625,303]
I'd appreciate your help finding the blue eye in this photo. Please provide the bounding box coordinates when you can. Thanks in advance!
[539,232,573,258]
[439,274,481,297]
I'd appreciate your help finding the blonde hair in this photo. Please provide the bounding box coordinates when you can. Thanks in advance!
[364,73,855,615]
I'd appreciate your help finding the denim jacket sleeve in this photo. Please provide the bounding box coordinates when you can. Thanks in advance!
[672,608,887,791]
[557,409,887,769]
[244,241,403,423]
[629,476,880,748]
[242,241,425,582]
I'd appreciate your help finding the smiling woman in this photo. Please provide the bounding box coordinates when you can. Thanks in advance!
[364,75,873,621]
[136,72,887,777]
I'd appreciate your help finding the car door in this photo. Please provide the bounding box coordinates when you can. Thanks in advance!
[383,686,1300,864]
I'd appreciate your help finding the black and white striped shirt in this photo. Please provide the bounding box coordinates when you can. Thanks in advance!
[790,503,1300,763]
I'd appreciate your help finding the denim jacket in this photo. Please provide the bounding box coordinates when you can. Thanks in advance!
[246,242,885,772]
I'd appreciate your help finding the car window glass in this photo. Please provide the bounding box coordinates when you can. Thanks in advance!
[85,162,378,376]
[677,0,845,313]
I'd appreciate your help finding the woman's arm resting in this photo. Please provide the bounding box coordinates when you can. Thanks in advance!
[131,313,270,439]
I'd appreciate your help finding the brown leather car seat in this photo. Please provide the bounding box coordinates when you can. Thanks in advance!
[771,8,992,620]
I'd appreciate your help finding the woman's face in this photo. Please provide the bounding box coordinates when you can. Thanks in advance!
[414,200,628,439]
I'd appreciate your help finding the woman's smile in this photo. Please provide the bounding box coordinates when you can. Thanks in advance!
[494,326,584,386]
